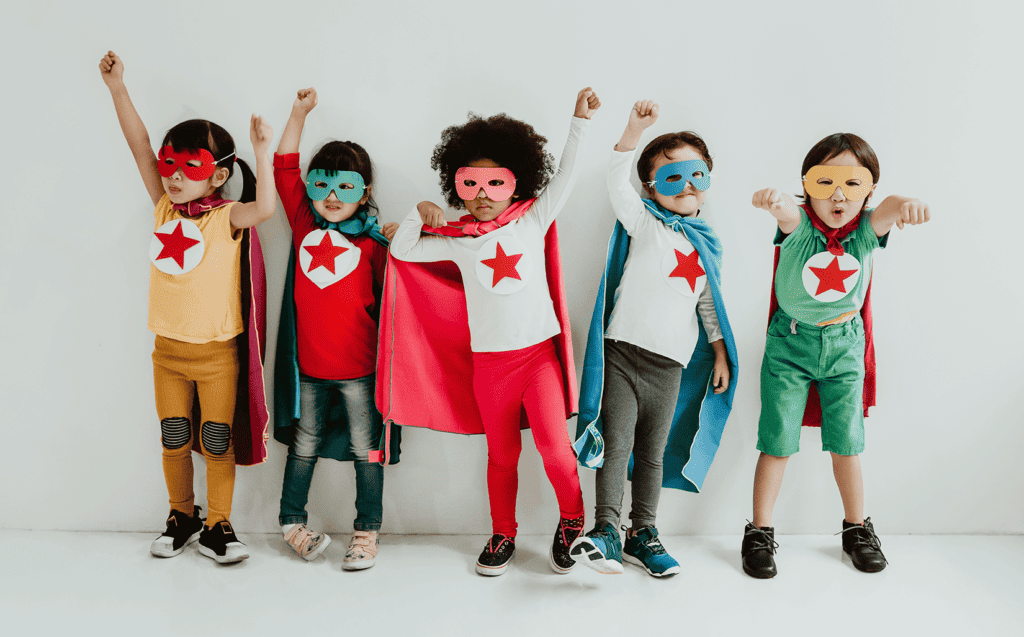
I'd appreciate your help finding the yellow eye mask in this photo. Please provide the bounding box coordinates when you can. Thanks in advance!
[803,165,874,201]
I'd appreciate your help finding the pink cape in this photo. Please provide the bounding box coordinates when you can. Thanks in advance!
[372,219,577,462]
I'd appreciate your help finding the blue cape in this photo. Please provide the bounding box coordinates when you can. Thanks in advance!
[273,211,401,463]
[572,202,738,492]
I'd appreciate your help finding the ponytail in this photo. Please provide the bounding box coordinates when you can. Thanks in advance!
[235,157,257,203]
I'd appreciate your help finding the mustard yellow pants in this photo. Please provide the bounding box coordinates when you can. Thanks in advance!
[152,335,238,526]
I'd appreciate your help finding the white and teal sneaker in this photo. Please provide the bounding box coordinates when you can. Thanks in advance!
[623,526,680,578]
[569,522,624,574]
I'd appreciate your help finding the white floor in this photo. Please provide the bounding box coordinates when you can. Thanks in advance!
[1,532,1020,637]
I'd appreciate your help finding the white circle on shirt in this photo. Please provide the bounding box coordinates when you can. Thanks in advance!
[299,229,361,290]
[474,236,532,295]
[801,252,861,303]
[150,218,205,275]
[661,242,706,298]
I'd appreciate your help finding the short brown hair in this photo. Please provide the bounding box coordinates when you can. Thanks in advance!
[637,131,713,188]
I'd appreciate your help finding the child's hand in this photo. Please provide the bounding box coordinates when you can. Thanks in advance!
[712,357,730,394]
[628,100,659,131]
[895,200,930,229]
[574,87,601,120]
[752,188,789,213]
[382,222,399,241]
[98,50,124,88]
[417,201,447,228]
[250,114,274,155]
[293,87,318,114]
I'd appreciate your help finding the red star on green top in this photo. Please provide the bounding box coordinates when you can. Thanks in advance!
[480,242,524,288]
[808,256,858,296]
[304,232,349,275]
[154,220,201,269]
[669,248,705,293]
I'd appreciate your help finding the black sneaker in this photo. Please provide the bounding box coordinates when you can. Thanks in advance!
[475,534,515,576]
[741,522,778,579]
[550,515,585,574]
[840,517,887,573]
[150,506,204,558]
[198,520,250,564]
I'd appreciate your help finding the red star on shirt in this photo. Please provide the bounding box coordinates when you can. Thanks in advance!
[304,232,349,275]
[480,242,524,288]
[808,256,859,296]
[154,221,201,269]
[669,248,706,293]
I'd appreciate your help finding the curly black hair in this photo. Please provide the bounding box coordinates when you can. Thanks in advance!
[431,113,555,209]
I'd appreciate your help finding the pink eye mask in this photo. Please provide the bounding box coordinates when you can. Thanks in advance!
[454,167,517,201]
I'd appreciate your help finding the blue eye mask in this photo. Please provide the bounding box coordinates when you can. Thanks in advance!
[305,169,367,203]
[648,160,711,196]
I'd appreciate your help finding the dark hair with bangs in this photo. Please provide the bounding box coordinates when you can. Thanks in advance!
[800,133,880,208]
[637,131,713,193]
[308,140,378,215]
[431,113,554,209]
[160,119,256,202]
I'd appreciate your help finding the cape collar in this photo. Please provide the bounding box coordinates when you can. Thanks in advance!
[421,198,535,237]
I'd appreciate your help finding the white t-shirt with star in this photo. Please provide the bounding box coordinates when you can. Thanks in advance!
[389,117,589,353]
[603,148,722,368]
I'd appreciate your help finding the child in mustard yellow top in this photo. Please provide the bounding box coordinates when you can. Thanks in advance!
[100,51,276,564]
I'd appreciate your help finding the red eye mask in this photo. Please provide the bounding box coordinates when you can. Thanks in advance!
[157,146,234,181]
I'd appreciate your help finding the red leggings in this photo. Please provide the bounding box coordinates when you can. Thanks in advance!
[472,339,584,537]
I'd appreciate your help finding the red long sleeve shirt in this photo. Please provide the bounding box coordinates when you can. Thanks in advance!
[274,153,387,380]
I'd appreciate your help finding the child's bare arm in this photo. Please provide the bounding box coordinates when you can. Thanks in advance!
[752,188,801,234]
[230,115,276,230]
[614,100,659,152]
[99,51,163,206]
[710,339,730,394]
[870,196,930,237]
[277,88,317,156]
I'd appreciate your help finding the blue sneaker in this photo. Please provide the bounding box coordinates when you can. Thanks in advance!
[569,523,624,574]
[623,526,680,578]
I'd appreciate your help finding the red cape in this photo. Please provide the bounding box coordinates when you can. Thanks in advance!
[768,232,876,428]
[373,221,577,461]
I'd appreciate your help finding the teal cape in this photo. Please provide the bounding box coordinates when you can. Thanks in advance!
[572,202,738,492]
[273,210,401,463]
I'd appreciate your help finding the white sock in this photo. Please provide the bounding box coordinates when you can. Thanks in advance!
[282,524,298,536]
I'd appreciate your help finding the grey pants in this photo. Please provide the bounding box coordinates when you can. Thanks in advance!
[595,339,682,530]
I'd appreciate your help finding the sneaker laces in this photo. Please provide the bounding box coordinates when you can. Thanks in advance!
[487,534,512,554]
[836,521,887,564]
[558,516,584,546]
[744,520,779,554]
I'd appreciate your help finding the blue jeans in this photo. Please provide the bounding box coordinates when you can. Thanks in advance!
[278,373,384,531]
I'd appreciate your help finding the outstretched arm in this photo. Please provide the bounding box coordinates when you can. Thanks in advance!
[608,100,659,233]
[530,87,600,226]
[99,51,163,206]
[870,196,930,237]
[614,99,658,152]
[277,87,317,156]
[752,188,801,235]
[230,116,276,230]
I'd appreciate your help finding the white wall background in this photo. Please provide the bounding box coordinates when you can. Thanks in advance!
[1,0,1021,535]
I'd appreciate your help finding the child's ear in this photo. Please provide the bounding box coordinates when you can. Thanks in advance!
[360,185,372,205]
[211,166,230,188]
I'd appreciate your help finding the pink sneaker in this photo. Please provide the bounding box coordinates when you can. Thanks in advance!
[284,524,331,561]
[343,530,378,570]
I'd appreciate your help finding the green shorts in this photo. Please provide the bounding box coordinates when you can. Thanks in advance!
[757,310,865,457]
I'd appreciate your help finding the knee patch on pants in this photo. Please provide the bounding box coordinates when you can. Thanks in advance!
[200,421,231,456]
[160,417,191,450]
